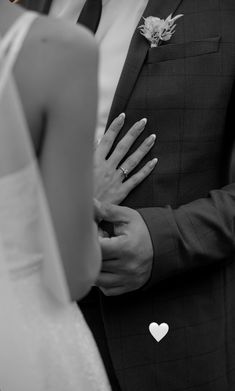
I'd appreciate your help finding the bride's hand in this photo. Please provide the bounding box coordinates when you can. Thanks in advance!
[94,113,158,205]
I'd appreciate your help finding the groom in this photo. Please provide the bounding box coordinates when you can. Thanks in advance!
[20,1,235,390]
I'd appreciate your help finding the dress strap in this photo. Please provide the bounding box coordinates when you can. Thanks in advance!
[0,12,38,97]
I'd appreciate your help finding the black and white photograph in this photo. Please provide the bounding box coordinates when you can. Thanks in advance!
[0,1,235,390]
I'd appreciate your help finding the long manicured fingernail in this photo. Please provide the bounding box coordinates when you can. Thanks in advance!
[118,113,126,122]
[139,118,147,126]
[149,158,158,167]
[147,134,157,145]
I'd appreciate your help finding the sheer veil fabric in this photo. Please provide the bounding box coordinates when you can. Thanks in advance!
[0,11,110,391]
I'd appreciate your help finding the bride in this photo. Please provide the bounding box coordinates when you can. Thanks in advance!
[0,2,110,390]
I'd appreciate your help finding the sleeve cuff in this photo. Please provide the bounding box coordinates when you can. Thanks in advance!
[137,206,182,291]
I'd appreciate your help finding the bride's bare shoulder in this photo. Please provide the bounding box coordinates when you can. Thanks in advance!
[34,16,96,50]
[30,13,98,62]
[16,12,98,105]
[12,11,98,143]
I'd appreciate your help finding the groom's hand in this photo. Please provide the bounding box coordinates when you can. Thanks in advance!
[96,204,153,296]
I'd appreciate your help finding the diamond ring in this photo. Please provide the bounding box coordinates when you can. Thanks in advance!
[119,166,129,179]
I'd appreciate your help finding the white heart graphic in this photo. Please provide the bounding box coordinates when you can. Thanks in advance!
[149,322,169,342]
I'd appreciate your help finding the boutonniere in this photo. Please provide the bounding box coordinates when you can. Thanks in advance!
[139,13,183,48]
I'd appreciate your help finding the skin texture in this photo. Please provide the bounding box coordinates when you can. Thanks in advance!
[96,203,153,296]
[0,1,101,300]
[4,1,156,299]
[94,114,158,205]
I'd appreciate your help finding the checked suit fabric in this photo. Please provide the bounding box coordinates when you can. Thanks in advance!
[97,1,235,390]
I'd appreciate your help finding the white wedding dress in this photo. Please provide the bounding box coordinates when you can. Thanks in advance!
[0,12,110,391]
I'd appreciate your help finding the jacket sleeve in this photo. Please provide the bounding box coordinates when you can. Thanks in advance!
[138,182,235,290]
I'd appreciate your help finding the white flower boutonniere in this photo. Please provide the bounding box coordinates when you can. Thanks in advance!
[139,13,183,48]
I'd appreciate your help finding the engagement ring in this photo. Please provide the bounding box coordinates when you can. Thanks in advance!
[119,166,129,179]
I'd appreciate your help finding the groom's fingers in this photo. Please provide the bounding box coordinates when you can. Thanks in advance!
[99,235,125,259]
[97,203,130,222]
[96,272,123,289]
[99,286,125,296]
[101,260,121,273]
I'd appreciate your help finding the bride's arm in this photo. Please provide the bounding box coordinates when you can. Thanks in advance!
[40,25,100,301]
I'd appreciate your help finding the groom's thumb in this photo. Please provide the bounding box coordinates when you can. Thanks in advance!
[99,203,128,223]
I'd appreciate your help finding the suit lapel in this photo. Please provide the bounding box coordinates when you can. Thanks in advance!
[106,0,184,128]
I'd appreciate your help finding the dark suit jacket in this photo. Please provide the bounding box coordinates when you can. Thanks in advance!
[99,1,235,390]
[19,0,52,14]
[21,0,235,390]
